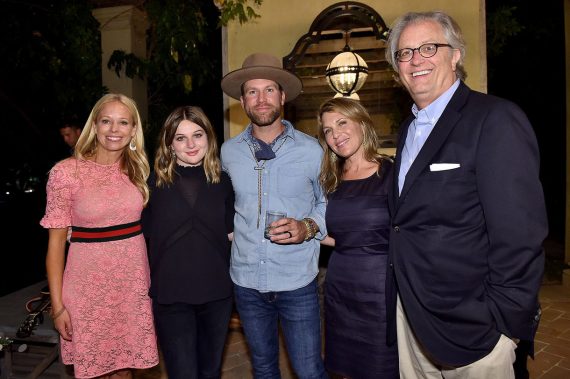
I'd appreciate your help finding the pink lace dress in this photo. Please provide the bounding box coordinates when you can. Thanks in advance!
[40,158,158,378]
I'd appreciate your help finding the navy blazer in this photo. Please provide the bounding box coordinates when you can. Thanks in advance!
[386,82,548,366]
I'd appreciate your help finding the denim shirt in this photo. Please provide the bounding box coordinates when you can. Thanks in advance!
[221,120,326,292]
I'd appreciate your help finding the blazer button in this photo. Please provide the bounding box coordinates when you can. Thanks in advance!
[393,226,400,232]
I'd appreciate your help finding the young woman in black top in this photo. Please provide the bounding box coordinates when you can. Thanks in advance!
[142,106,235,379]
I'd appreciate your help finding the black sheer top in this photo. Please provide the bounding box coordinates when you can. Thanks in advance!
[142,165,235,304]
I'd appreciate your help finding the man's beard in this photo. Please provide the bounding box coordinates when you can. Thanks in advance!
[245,106,281,127]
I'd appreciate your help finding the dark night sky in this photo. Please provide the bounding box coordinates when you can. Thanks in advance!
[486,0,566,244]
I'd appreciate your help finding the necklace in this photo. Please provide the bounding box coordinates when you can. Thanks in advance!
[247,136,288,228]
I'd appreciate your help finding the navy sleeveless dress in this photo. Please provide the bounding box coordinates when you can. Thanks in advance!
[324,160,398,378]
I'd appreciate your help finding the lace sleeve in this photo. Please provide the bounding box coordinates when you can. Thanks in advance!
[40,161,74,228]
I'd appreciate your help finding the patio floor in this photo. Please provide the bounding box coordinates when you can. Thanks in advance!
[138,278,570,379]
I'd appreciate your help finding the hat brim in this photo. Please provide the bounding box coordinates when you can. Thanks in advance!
[221,66,303,102]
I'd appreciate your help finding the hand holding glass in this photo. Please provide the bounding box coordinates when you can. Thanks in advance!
[265,211,287,239]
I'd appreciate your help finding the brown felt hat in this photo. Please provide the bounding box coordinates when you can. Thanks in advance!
[221,53,302,102]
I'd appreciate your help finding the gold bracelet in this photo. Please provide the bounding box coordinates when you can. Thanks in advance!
[51,306,66,320]
[302,218,315,241]
[308,218,318,235]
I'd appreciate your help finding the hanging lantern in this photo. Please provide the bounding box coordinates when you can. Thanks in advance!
[325,51,369,99]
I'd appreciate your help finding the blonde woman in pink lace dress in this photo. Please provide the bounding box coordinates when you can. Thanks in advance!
[41,94,159,378]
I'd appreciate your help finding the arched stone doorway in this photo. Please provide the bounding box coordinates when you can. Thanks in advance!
[283,1,410,151]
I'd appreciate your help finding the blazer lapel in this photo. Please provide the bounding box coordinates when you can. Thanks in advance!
[390,115,412,214]
[396,82,471,207]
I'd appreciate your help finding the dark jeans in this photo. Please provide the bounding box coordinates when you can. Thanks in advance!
[234,279,327,379]
[153,297,233,379]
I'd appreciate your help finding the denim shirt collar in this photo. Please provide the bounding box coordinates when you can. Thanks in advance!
[238,120,294,161]
[241,120,295,145]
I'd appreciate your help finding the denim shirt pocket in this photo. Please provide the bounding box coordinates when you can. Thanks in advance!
[277,164,313,198]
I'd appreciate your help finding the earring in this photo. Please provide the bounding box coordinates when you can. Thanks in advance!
[129,139,136,151]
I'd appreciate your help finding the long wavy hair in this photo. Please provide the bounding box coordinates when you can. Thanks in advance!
[317,97,384,195]
[154,106,221,187]
[74,93,150,205]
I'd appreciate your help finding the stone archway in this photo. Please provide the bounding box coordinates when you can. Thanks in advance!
[282,1,410,146]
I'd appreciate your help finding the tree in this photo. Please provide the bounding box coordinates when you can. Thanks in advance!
[0,0,104,165]
[107,0,263,154]
[0,0,262,164]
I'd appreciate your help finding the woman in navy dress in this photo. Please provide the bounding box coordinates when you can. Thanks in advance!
[318,97,398,378]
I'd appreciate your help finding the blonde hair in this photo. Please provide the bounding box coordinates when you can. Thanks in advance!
[154,106,221,187]
[317,97,384,194]
[74,93,150,205]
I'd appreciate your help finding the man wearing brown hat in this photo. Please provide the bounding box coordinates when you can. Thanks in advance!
[221,53,328,378]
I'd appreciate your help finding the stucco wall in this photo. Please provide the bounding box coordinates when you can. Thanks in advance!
[223,0,486,136]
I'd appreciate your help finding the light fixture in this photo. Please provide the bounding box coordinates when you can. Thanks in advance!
[325,47,369,99]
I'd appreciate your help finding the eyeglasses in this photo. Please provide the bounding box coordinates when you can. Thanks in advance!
[394,43,452,62]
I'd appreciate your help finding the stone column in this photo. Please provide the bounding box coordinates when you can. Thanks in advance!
[92,5,148,122]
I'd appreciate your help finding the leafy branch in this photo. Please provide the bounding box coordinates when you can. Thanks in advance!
[215,0,263,26]
[487,6,524,56]
[0,336,13,351]
[107,0,263,95]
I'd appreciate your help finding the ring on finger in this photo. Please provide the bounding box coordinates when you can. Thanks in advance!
[286,231,292,239]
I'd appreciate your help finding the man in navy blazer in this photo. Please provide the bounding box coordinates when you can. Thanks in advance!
[384,11,548,378]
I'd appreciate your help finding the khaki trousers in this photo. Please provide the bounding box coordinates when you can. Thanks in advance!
[397,296,516,379]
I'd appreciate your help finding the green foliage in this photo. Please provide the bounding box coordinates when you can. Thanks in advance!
[0,0,260,161]
[105,0,263,160]
[0,336,13,350]
[0,0,104,140]
[107,50,148,80]
[216,0,263,26]
[486,6,524,57]
[107,0,263,97]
